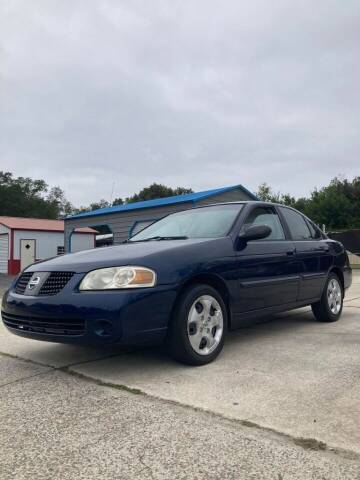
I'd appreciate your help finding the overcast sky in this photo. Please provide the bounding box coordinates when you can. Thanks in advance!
[1,0,359,206]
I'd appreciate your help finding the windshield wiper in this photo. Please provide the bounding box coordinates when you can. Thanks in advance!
[129,235,188,243]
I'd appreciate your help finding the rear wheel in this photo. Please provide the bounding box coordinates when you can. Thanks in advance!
[167,284,227,365]
[311,273,343,322]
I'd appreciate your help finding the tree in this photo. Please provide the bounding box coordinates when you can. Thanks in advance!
[47,186,75,218]
[256,176,360,230]
[3,168,359,232]
[74,199,111,215]
[300,177,360,230]
[256,183,281,203]
[256,183,297,207]
[0,171,72,219]
[113,183,193,205]
[112,197,124,206]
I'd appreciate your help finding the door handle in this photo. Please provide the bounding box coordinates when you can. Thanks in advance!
[286,250,295,256]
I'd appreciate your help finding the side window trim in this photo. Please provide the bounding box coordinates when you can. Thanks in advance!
[304,217,324,240]
[241,205,288,241]
[278,206,314,241]
[274,205,292,240]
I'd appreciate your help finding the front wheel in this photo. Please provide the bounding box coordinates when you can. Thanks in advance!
[166,284,227,365]
[311,273,343,322]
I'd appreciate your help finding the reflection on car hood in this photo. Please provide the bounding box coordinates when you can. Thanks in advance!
[25,238,216,273]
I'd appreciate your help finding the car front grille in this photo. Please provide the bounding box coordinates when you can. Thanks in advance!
[38,272,75,296]
[2,312,85,336]
[14,271,75,296]
[14,272,33,294]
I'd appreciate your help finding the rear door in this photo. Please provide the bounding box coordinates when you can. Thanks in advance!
[236,205,299,313]
[278,207,331,302]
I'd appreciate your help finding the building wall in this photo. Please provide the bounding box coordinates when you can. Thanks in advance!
[0,225,10,273]
[13,231,94,260]
[0,224,10,260]
[13,231,64,260]
[65,201,194,250]
[71,233,95,252]
[0,225,95,274]
[0,234,9,273]
[0,224,10,235]
[64,187,256,251]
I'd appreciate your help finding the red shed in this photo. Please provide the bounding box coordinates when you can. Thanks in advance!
[0,217,96,275]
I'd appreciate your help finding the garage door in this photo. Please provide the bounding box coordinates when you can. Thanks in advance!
[0,235,9,273]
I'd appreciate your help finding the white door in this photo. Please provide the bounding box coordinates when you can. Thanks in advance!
[0,235,9,273]
[20,239,36,271]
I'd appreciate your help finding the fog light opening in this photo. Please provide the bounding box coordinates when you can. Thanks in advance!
[94,320,114,337]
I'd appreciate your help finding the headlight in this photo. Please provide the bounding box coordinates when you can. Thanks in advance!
[79,266,156,290]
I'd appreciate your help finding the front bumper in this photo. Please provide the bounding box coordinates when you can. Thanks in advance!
[1,274,178,346]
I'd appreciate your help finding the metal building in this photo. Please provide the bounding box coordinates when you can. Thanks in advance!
[64,184,257,252]
[0,217,96,275]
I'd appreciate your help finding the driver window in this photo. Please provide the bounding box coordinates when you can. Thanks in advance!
[243,207,285,240]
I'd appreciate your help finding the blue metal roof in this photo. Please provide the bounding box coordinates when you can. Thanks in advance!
[67,184,257,220]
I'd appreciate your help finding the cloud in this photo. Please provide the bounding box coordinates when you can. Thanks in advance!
[0,0,359,206]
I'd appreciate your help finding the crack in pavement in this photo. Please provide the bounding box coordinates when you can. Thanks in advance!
[138,451,156,480]
[0,348,134,370]
[0,368,53,389]
[344,295,360,302]
[1,348,360,464]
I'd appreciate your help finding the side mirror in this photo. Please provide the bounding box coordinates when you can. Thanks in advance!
[238,224,272,242]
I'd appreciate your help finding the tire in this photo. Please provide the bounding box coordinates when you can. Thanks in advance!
[166,284,228,366]
[311,272,343,323]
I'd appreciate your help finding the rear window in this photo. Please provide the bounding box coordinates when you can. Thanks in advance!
[280,207,312,240]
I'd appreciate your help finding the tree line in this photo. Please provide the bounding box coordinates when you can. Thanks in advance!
[0,171,192,219]
[1,170,359,231]
[256,176,360,231]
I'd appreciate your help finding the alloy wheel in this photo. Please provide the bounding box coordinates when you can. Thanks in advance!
[327,278,342,315]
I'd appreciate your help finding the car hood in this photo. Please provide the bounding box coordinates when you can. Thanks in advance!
[25,238,217,273]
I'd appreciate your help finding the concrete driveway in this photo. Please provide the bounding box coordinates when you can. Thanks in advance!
[1,272,360,478]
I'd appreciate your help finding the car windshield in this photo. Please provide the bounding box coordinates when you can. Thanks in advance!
[129,204,243,241]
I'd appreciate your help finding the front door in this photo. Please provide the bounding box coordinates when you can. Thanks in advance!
[236,205,299,313]
[20,239,36,271]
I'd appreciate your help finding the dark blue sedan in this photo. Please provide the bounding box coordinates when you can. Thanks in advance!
[1,202,352,365]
